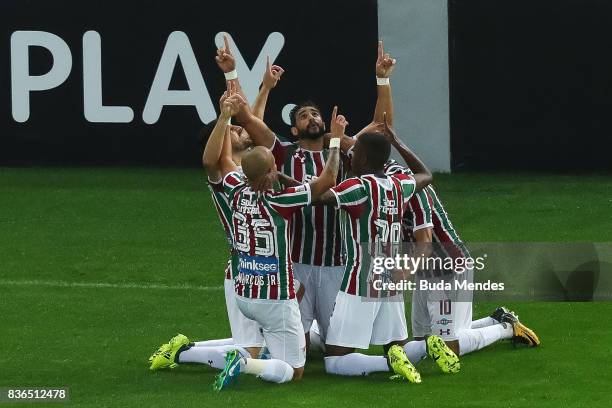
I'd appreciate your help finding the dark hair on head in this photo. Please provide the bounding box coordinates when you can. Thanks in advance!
[289,100,321,127]
[356,132,392,170]
[198,119,219,147]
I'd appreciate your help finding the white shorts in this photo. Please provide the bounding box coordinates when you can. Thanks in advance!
[224,279,264,348]
[293,263,344,340]
[235,295,306,368]
[326,291,409,350]
[411,269,473,341]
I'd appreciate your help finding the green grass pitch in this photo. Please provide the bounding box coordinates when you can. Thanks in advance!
[1,168,611,407]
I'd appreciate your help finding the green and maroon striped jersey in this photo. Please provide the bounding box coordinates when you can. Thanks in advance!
[208,177,239,280]
[271,137,345,267]
[384,160,470,260]
[331,173,416,297]
[223,171,311,300]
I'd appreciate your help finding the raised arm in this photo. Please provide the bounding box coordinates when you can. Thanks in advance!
[215,35,276,148]
[372,41,396,125]
[202,85,245,181]
[277,172,302,188]
[311,107,347,203]
[383,112,432,192]
[252,56,284,120]
[337,41,397,157]
[352,40,396,141]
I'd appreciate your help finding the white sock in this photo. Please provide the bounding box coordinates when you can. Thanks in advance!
[403,340,427,365]
[177,345,250,369]
[457,324,513,356]
[309,329,326,353]
[241,358,294,383]
[471,317,498,329]
[192,338,234,347]
[324,354,389,376]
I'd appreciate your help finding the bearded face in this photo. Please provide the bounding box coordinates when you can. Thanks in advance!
[292,106,326,140]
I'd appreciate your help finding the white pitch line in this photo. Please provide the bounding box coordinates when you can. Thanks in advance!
[0,279,223,291]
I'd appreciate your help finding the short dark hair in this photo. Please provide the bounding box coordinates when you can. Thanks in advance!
[198,119,219,147]
[356,132,391,170]
[289,100,321,127]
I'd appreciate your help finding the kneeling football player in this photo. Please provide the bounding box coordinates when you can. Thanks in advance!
[213,107,347,390]
[320,115,460,383]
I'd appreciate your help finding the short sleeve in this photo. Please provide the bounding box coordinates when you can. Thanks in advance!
[222,171,245,198]
[384,159,414,176]
[271,135,294,170]
[208,177,224,193]
[267,183,311,219]
[393,173,417,206]
[331,177,368,218]
[408,189,434,231]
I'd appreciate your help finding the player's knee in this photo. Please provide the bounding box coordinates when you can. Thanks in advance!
[292,366,304,381]
[324,344,353,357]
[383,339,408,354]
[245,347,261,359]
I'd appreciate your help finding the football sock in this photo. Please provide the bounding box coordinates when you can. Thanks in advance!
[177,345,250,369]
[403,340,427,365]
[324,354,389,376]
[192,338,234,347]
[309,329,326,353]
[471,317,498,329]
[457,324,513,355]
[241,358,294,383]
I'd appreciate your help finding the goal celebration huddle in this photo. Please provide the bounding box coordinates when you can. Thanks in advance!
[147,36,541,390]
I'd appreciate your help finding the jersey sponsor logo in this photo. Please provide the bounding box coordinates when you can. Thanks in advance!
[236,190,260,214]
[379,197,398,215]
[436,318,453,326]
[302,174,317,183]
[238,254,279,275]
[439,329,451,336]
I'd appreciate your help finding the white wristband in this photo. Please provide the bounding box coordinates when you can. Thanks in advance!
[227,117,231,126]
[329,138,341,149]
[224,70,238,80]
[376,77,390,86]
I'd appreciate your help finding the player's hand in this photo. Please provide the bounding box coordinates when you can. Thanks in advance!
[375,40,396,79]
[391,268,410,283]
[220,81,245,116]
[222,93,246,117]
[219,90,231,117]
[330,106,348,139]
[251,171,274,193]
[276,172,302,188]
[382,112,400,144]
[215,35,236,73]
[262,56,285,89]
[357,121,385,137]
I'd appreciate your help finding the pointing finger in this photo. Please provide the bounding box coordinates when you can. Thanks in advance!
[223,35,231,53]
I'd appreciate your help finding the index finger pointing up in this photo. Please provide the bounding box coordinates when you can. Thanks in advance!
[223,35,231,53]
